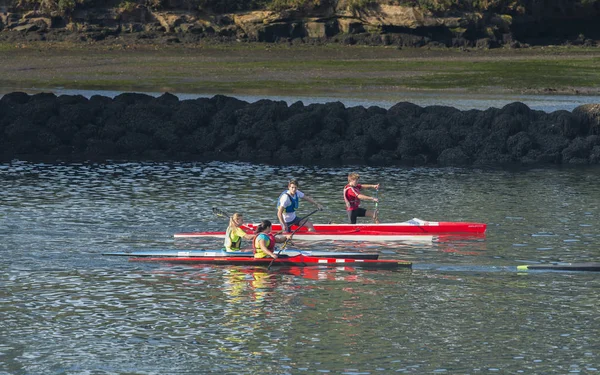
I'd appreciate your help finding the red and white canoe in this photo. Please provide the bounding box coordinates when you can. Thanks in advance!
[130,254,412,269]
[103,249,380,260]
[174,218,486,241]
[175,231,436,242]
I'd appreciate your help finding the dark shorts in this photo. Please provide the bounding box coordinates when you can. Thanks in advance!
[285,216,305,231]
[347,208,367,224]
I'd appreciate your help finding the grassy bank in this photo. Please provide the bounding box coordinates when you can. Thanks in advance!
[1,42,600,97]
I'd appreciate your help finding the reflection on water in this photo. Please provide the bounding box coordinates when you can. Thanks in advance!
[1,161,600,374]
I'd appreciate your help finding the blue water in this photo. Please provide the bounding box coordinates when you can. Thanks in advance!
[2,87,599,112]
[2,161,600,374]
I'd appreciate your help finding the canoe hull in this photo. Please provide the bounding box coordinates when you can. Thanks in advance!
[130,255,412,269]
[174,219,486,239]
[174,232,436,242]
[266,221,487,234]
[103,249,380,260]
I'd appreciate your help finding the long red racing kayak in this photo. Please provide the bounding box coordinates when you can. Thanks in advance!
[174,218,486,240]
[130,254,412,269]
[263,219,487,234]
[175,231,436,242]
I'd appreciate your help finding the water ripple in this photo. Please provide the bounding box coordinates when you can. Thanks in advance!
[2,161,600,374]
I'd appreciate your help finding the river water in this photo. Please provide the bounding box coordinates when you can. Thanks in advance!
[1,160,599,374]
[2,88,600,112]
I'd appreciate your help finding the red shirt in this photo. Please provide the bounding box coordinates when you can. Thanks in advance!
[343,184,362,211]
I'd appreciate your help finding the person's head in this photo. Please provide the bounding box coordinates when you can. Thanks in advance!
[288,179,299,194]
[255,220,272,234]
[230,212,243,227]
[348,172,360,186]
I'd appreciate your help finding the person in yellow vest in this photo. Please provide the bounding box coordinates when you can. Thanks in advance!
[253,220,290,259]
[224,213,254,252]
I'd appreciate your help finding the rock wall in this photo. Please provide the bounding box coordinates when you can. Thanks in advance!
[1,92,600,167]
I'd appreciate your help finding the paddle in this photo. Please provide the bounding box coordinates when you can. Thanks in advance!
[212,207,253,231]
[374,186,381,224]
[267,208,321,270]
[212,207,232,219]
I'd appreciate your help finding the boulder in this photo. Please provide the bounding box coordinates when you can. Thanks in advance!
[151,11,197,33]
[573,103,600,135]
[305,20,327,38]
[437,147,471,166]
[348,4,461,29]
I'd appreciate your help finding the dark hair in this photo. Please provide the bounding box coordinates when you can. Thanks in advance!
[255,220,272,233]
[288,179,299,187]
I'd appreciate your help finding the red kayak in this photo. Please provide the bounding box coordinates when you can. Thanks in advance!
[253,218,485,234]
[175,231,437,242]
[174,218,486,240]
[130,254,412,269]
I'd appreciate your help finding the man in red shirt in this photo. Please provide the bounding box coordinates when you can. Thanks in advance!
[343,172,380,224]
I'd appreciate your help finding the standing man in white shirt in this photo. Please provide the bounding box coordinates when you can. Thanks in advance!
[277,179,323,233]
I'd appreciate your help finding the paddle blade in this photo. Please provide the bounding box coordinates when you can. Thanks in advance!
[212,207,231,219]
[280,239,293,250]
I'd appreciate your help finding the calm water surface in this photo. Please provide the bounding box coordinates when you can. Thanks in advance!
[1,161,599,374]
[2,88,600,112]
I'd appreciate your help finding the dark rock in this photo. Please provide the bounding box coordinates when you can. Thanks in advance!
[562,135,600,164]
[388,101,423,119]
[506,131,533,158]
[116,131,155,154]
[573,104,600,135]
[590,145,600,163]
[85,138,118,159]
[437,147,470,166]
[114,92,154,105]
[1,92,31,105]
[2,92,600,167]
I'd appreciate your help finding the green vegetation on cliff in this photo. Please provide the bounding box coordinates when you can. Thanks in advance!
[9,0,600,17]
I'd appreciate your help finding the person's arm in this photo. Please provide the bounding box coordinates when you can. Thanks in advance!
[274,234,294,250]
[275,234,292,243]
[303,194,324,210]
[365,183,380,190]
[235,227,254,241]
[258,238,277,259]
[357,193,378,202]
[234,227,254,240]
[277,205,288,232]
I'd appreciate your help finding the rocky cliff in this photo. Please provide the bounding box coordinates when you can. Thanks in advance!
[1,2,599,47]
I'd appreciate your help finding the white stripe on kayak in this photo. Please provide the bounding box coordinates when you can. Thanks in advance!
[174,233,435,242]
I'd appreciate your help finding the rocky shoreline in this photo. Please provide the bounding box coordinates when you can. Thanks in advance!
[1,91,599,167]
